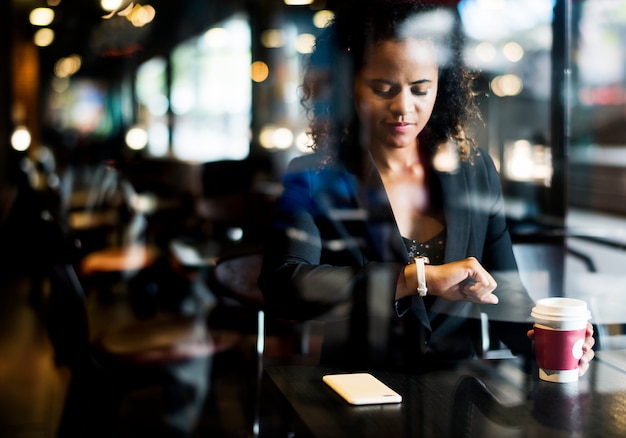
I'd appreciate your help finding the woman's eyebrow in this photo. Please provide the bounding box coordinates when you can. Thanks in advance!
[410,79,433,85]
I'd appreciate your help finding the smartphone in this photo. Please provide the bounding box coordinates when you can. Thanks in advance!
[322,373,402,405]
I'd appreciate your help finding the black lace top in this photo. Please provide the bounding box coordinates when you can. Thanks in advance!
[402,228,446,265]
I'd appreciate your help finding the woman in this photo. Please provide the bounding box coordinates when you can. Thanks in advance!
[259,0,594,373]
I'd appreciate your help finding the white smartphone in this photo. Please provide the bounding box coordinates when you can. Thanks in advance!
[322,373,402,405]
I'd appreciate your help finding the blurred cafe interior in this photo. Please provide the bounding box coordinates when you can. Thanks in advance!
[2,0,626,437]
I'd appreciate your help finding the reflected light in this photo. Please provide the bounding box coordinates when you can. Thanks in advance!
[273,127,294,149]
[505,139,552,185]
[475,42,496,62]
[296,33,315,54]
[503,41,524,62]
[507,140,534,180]
[259,126,275,149]
[101,2,156,26]
[284,0,314,5]
[433,142,460,173]
[491,74,523,97]
[34,28,55,47]
[133,193,158,214]
[146,94,168,116]
[251,61,269,83]
[227,227,244,242]
[126,126,148,150]
[116,2,134,16]
[128,4,156,27]
[203,27,229,48]
[29,7,55,26]
[51,76,70,93]
[313,10,334,28]
[54,55,82,78]
[147,122,169,156]
[101,0,123,12]
[459,0,552,45]
[259,125,294,149]
[295,131,313,153]
[578,85,626,106]
[171,85,194,115]
[11,126,31,151]
[476,0,505,9]
[261,29,285,48]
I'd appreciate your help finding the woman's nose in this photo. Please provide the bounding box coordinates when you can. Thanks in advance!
[389,89,413,117]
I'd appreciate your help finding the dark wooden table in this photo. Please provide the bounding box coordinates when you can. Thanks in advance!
[261,351,626,437]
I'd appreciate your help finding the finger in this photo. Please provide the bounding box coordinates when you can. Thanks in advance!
[464,283,499,304]
[581,331,595,352]
[583,348,595,362]
[464,281,484,295]
[464,289,499,304]
[470,274,497,292]
[481,293,499,304]
[578,349,594,378]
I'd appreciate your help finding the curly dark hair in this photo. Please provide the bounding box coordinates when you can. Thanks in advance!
[300,0,479,164]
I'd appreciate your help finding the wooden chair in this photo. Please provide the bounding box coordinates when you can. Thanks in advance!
[206,250,312,361]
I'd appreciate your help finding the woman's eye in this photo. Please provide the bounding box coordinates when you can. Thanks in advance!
[372,86,393,96]
[370,85,429,97]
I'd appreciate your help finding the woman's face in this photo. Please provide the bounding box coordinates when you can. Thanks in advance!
[354,38,439,152]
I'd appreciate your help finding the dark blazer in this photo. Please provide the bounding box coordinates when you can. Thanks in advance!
[259,148,535,370]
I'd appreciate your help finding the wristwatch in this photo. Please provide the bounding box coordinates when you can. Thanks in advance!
[414,256,429,297]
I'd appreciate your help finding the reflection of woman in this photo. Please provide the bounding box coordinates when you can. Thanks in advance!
[259,0,594,372]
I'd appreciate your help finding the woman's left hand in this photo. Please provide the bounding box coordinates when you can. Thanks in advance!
[527,323,596,377]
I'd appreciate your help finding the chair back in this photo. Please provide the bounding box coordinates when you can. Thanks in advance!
[208,252,265,309]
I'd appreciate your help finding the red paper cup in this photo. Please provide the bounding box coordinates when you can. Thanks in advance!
[531,298,591,383]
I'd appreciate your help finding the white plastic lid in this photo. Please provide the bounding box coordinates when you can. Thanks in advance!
[531,297,591,321]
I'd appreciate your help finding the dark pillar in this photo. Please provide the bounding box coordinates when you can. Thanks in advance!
[549,0,571,224]
[0,1,14,185]
[546,0,572,295]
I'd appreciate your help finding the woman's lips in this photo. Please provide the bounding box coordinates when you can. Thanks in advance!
[387,122,414,133]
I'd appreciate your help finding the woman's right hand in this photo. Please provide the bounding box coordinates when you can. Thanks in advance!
[425,257,499,304]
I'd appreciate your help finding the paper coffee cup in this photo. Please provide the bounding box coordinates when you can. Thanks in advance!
[531,297,591,383]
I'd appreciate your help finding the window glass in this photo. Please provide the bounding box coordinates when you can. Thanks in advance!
[565,0,626,317]
[136,56,169,157]
[570,1,626,174]
[458,0,555,220]
[170,14,252,162]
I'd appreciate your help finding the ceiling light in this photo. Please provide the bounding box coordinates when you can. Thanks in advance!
[11,126,31,152]
[101,0,124,12]
[34,28,55,47]
[284,0,314,5]
[29,7,55,26]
